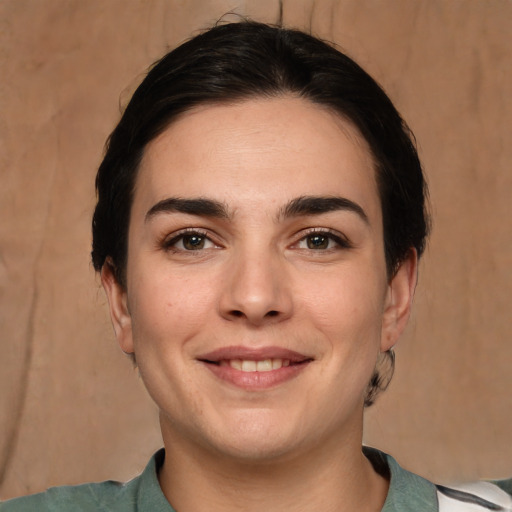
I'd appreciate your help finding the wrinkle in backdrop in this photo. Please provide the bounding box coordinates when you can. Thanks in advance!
[1,0,511,500]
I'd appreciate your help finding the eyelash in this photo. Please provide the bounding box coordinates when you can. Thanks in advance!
[295,228,352,251]
[161,229,219,253]
[161,227,351,253]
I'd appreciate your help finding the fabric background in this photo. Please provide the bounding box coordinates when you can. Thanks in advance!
[1,0,511,499]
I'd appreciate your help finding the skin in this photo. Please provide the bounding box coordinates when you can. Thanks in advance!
[102,96,417,512]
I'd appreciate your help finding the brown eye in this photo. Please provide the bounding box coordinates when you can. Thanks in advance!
[164,231,217,252]
[306,234,330,249]
[296,230,351,251]
[182,234,206,250]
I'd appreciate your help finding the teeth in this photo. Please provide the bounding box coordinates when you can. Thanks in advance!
[227,359,291,372]
[230,359,242,370]
[241,360,257,372]
[256,359,272,371]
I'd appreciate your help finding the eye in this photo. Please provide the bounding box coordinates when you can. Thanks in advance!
[296,230,350,250]
[302,233,332,250]
[164,230,217,252]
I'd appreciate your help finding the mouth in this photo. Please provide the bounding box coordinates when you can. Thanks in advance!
[197,347,313,390]
[218,358,292,372]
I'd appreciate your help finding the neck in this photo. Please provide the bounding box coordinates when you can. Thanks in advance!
[158,422,389,512]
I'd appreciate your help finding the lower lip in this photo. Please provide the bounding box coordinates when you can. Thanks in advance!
[202,362,310,390]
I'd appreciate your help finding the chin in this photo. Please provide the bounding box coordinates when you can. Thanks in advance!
[196,409,310,464]
[211,435,303,464]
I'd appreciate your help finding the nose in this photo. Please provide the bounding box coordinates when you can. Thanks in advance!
[219,246,293,326]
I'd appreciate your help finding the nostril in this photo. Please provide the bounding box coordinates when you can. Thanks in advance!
[228,309,280,319]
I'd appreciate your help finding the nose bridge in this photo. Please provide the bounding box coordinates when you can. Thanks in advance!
[220,238,292,324]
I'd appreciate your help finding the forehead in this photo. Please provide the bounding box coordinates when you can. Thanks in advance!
[135,96,381,222]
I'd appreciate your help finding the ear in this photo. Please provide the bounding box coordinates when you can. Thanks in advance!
[380,249,418,352]
[101,260,134,354]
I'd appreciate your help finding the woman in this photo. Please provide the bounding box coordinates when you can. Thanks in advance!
[2,20,511,512]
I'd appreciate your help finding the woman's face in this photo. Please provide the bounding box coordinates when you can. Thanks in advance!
[102,96,416,462]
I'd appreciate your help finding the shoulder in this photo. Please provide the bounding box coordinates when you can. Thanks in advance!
[365,447,439,511]
[0,479,137,512]
[365,447,512,512]
[0,449,172,512]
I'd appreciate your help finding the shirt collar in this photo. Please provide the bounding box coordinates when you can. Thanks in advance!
[137,447,439,512]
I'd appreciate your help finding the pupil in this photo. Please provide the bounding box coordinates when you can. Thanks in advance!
[184,235,204,250]
[308,235,328,249]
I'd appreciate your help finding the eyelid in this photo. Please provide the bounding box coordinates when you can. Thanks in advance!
[293,227,353,249]
[161,228,221,251]
[160,226,351,251]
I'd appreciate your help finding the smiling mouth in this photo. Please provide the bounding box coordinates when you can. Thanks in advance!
[208,358,299,372]
[197,348,313,389]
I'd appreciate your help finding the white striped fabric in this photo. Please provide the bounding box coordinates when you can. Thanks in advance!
[437,482,512,511]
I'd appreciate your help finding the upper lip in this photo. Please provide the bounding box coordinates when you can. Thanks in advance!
[197,346,313,363]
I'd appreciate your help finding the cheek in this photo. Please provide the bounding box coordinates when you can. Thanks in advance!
[127,268,220,351]
[125,270,218,414]
[297,263,388,400]
[299,265,386,338]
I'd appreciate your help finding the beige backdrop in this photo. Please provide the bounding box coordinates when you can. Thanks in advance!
[1,0,511,500]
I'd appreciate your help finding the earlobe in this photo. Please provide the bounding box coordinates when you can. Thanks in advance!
[380,250,418,352]
[100,261,134,354]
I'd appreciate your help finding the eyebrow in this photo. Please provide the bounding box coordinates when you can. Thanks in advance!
[145,197,230,222]
[145,195,368,224]
[280,195,369,224]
